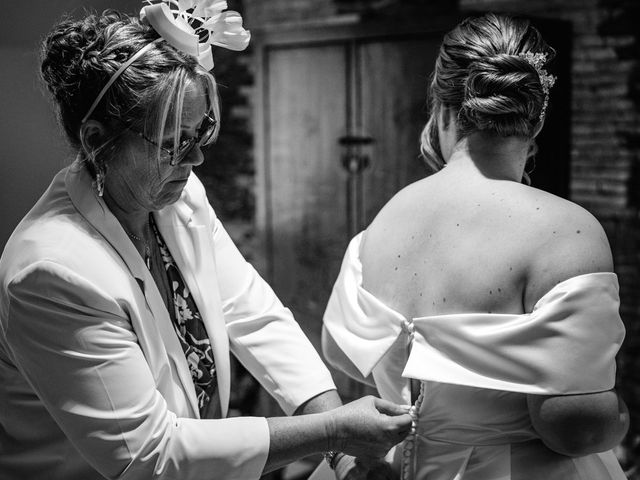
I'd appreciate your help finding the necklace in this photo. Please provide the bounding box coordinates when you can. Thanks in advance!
[125,230,152,270]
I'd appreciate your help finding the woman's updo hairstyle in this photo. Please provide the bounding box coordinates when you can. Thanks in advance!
[40,9,219,158]
[420,13,555,172]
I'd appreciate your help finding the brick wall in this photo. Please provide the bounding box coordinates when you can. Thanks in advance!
[212,0,640,475]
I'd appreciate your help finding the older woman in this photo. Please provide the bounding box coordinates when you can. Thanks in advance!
[0,4,410,480]
[322,12,629,480]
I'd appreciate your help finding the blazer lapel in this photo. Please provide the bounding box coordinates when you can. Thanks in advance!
[155,186,231,419]
[65,161,200,417]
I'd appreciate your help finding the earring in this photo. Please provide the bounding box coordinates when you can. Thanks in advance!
[526,157,537,176]
[95,170,105,197]
[522,156,536,186]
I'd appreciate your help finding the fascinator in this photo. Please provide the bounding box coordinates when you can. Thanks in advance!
[82,0,250,123]
[140,0,250,71]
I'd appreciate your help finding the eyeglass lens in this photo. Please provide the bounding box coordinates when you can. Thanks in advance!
[170,114,217,165]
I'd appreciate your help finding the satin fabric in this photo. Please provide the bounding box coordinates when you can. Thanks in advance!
[0,161,336,480]
[323,232,626,480]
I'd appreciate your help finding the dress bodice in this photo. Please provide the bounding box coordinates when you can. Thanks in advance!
[323,232,626,480]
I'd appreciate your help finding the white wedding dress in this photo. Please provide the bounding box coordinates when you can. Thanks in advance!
[321,232,627,480]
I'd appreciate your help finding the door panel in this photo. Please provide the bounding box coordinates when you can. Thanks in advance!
[267,45,349,352]
[359,38,440,223]
[263,37,442,404]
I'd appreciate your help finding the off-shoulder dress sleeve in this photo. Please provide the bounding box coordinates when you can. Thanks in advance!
[323,233,625,395]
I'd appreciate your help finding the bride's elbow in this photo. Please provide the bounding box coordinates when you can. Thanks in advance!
[538,425,626,457]
[527,390,630,457]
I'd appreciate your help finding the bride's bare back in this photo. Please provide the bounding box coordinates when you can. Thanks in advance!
[360,160,612,321]
[357,138,627,458]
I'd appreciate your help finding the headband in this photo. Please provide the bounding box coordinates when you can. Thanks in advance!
[81,0,250,124]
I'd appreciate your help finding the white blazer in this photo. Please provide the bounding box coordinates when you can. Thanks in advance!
[0,161,335,480]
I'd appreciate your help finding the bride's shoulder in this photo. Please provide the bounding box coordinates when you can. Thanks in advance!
[360,179,429,248]
[519,185,608,248]
[520,188,613,311]
[496,182,605,240]
[367,176,435,221]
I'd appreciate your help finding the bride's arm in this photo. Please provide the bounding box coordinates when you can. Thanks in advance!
[524,205,629,457]
[527,390,629,456]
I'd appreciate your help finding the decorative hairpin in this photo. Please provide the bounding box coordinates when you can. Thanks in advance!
[140,0,251,71]
[518,52,556,124]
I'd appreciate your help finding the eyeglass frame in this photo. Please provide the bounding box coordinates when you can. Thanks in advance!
[116,113,218,166]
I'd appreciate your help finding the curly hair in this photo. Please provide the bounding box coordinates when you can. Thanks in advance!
[420,13,555,175]
[40,9,219,168]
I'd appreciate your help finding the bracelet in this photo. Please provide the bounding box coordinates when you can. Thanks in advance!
[323,451,344,470]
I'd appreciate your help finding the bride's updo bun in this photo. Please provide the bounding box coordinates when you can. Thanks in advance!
[420,13,555,171]
[460,53,546,136]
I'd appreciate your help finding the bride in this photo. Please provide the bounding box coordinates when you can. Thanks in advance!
[321,12,629,480]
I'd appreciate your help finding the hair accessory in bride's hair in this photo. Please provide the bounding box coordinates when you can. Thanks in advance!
[81,0,250,124]
[518,51,556,124]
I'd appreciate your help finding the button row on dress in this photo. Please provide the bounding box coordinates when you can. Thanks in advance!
[402,320,415,341]
[402,319,415,332]
[401,383,424,480]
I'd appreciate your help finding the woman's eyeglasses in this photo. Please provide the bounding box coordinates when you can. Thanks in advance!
[118,113,217,166]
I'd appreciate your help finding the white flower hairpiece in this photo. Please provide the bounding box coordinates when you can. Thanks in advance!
[518,51,556,124]
[81,0,250,124]
[140,0,251,71]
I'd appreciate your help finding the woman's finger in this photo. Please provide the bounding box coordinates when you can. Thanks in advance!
[373,397,411,416]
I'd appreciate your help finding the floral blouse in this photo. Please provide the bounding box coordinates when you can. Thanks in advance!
[151,218,216,417]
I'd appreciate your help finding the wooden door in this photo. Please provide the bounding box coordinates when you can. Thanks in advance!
[359,38,441,220]
[255,22,447,403]
[266,44,350,355]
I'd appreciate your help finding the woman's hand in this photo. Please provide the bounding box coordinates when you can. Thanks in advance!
[264,395,409,474]
[325,396,412,459]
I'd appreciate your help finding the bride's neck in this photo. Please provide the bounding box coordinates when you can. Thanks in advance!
[445,133,531,182]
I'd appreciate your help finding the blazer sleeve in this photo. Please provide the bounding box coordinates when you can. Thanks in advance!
[209,209,336,415]
[4,260,269,480]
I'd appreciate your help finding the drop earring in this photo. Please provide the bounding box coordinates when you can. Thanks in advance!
[94,168,105,197]
[527,157,536,176]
